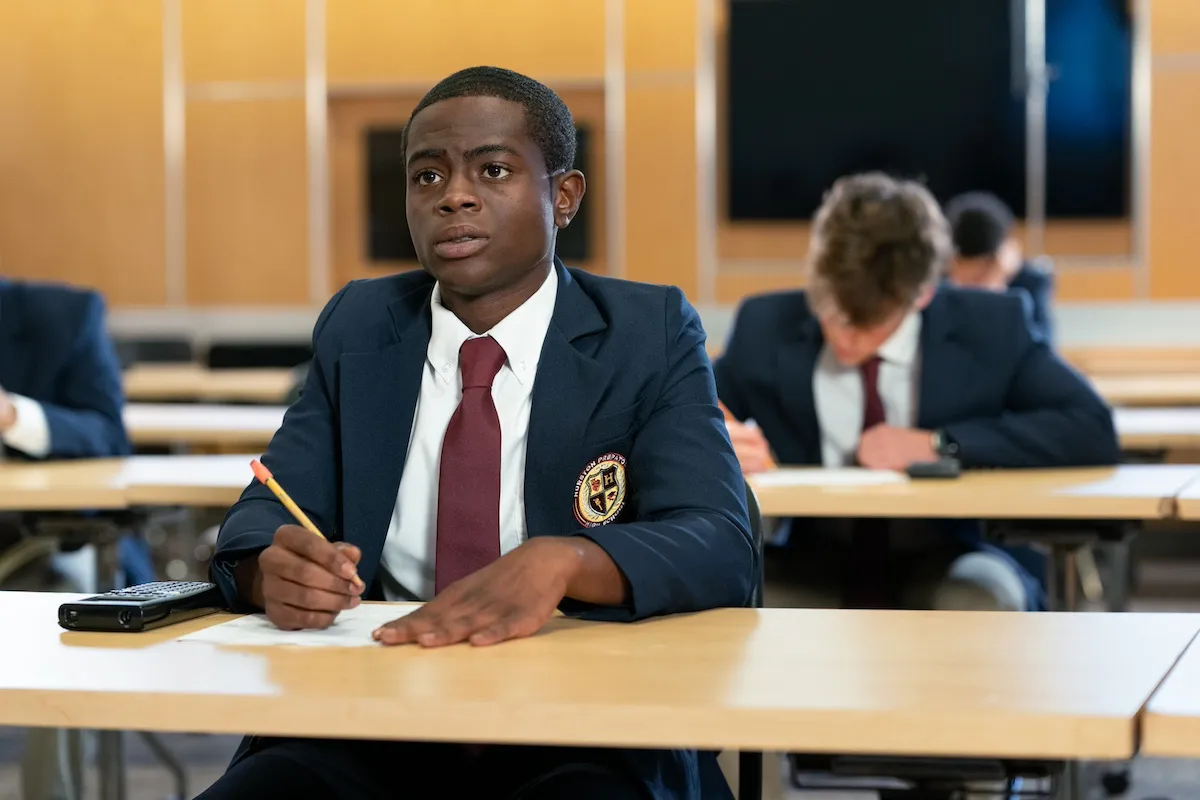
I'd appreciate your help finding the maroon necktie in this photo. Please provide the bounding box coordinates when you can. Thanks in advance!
[434,336,506,595]
[845,355,891,608]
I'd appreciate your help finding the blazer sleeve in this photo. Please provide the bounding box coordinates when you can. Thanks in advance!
[569,288,757,621]
[39,293,130,458]
[1011,268,1055,344]
[942,298,1118,468]
[209,285,352,611]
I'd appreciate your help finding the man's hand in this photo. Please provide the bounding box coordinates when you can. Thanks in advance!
[239,525,363,631]
[373,537,589,648]
[857,424,937,471]
[719,401,776,474]
[0,386,15,433]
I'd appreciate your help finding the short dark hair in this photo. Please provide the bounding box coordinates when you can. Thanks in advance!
[807,172,951,328]
[944,191,1014,259]
[401,66,576,174]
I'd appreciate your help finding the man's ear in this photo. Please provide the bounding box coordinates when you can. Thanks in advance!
[553,170,586,230]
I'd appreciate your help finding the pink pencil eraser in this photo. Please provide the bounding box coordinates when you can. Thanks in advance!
[250,459,273,484]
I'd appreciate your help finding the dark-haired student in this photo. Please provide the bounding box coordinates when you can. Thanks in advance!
[715,173,1118,614]
[200,66,753,800]
[944,190,1055,342]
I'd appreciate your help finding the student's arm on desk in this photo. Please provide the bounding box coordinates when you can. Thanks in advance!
[942,299,1118,468]
[211,285,353,614]
[2,293,129,458]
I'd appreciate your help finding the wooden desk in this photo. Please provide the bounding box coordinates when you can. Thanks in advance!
[123,364,294,404]
[1093,374,1200,408]
[1115,407,1200,451]
[1170,472,1200,521]
[1142,633,1200,757]
[748,465,1200,521]
[124,403,284,448]
[1,592,1197,760]
[117,455,254,507]
[0,460,126,511]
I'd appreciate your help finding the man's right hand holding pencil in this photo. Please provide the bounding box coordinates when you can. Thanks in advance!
[234,526,363,631]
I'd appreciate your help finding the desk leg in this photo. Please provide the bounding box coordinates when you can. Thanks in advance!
[97,731,125,800]
[1055,760,1082,800]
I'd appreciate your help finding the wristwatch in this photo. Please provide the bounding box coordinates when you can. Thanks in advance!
[930,429,959,459]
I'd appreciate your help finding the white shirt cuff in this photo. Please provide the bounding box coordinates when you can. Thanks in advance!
[3,394,52,458]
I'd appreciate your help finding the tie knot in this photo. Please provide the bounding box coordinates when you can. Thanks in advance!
[859,355,882,384]
[459,336,507,389]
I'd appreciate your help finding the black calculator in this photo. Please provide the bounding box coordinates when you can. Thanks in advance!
[58,581,225,633]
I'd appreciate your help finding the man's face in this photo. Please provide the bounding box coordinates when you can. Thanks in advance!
[812,285,933,367]
[949,237,1022,292]
[404,95,583,299]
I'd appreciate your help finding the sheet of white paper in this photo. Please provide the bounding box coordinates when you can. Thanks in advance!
[751,468,907,488]
[179,604,414,648]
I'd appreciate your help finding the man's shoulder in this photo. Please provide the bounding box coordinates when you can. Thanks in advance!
[4,280,100,313]
[728,289,809,340]
[316,271,435,340]
[930,285,1030,347]
[1010,261,1054,293]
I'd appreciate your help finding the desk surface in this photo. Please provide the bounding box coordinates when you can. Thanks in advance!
[748,465,1200,521]
[0,455,254,510]
[0,460,126,511]
[123,364,294,404]
[1093,374,1200,408]
[124,404,284,448]
[1,593,1196,759]
[1143,633,1200,757]
[1115,407,1200,451]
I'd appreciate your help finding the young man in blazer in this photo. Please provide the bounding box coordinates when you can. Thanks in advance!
[944,191,1055,342]
[715,173,1117,613]
[202,67,754,800]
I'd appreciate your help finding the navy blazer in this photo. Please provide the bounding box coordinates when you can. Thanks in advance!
[714,285,1117,469]
[0,280,129,458]
[1008,261,1054,343]
[212,262,753,800]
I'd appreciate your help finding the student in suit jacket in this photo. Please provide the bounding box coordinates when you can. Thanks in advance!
[202,67,754,800]
[944,191,1055,342]
[714,173,1118,614]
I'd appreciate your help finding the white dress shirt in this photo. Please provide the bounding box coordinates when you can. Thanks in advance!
[379,268,559,601]
[813,312,922,468]
[1,393,51,459]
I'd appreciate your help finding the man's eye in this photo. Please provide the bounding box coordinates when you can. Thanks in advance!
[413,171,441,186]
[483,164,512,180]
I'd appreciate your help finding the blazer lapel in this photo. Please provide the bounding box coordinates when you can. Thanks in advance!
[776,314,823,465]
[338,286,432,587]
[524,262,613,538]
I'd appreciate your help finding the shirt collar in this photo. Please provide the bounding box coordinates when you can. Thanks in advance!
[876,311,921,367]
[427,267,558,387]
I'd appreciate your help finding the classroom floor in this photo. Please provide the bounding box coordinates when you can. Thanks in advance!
[2,559,1198,800]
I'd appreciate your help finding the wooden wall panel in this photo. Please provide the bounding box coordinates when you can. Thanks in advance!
[182,0,305,82]
[1148,70,1200,298]
[327,0,605,84]
[0,0,166,305]
[1150,0,1200,56]
[624,85,698,296]
[185,99,309,305]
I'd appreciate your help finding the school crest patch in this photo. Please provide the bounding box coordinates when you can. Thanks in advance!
[573,452,628,527]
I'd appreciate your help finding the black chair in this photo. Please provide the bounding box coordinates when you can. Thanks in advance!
[114,337,195,368]
[206,342,313,369]
[736,478,766,799]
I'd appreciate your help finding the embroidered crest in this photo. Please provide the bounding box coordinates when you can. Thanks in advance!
[573,452,628,527]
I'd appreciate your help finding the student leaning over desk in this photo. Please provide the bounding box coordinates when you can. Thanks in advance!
[714,173,1119,615]
[204,67,754,800]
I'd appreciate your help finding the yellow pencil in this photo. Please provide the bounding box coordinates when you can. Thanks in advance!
[250,459,364,590]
